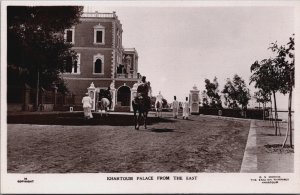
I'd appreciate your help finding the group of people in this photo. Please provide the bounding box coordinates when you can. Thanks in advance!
[137,76,190,119]
[82,87,112,120]
[172,96,190,120]
[81,75,190,120]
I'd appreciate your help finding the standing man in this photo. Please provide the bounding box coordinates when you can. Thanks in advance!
[82,92,93,119]
[182,97,189,120]
[172,96,179,119]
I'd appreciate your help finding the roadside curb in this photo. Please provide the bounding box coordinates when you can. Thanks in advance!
[240,120,257,172]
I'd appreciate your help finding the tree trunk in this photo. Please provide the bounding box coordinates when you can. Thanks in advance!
[35,70,40,111]
[269,98,274,126]
[289,89,293,148]
[273,92,278,135]
[262,103,265,121]
[282,89,293,148]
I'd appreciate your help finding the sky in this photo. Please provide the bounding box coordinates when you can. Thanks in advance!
[84,5,295,109]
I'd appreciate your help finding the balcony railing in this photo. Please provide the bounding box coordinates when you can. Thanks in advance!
[82,12,117,18]
[116,72,138,79]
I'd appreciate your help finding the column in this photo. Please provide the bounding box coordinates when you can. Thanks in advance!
[110,82,116,111]
[189,85,200,114]
[130,83,138,111]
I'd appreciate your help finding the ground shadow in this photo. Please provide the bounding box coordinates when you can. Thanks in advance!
[150,128,175,133]
[261,133,280,137]
[7,112,176,126]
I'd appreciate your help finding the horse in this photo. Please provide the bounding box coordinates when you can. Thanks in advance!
[98,97,110,116]
[132,95,149,130]
[98,89,111,116]
[155,100,163,118]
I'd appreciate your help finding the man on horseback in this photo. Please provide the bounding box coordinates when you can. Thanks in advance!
[135,76,151,109]
[132,76,150,130]
[155,91,164,117]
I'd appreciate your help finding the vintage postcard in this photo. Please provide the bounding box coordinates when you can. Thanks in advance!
[1,0,300,194]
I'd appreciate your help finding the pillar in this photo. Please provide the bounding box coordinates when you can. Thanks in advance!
[22,84,31,111]
[130,83,138,111]
[189,85,200,114]
[110,82,116,111]
[52,83,58,106]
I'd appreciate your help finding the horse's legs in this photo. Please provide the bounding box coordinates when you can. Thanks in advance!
[133,110,138,130]
[105,106,108,116]
[137,111,142,130]
[144,111,147,129]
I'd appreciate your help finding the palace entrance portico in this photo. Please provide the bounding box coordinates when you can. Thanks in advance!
[86,82,137,112]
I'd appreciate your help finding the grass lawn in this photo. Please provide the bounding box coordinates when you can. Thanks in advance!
[7,113,250,173]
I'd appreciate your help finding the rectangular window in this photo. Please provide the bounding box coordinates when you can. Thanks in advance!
[64,28,75,44]
[96,30,103,43]
[66,30,73,42]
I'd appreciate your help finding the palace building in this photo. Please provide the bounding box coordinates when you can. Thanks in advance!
[62,12,141,112]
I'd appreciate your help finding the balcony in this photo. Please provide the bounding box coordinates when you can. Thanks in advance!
[116,72,138,79]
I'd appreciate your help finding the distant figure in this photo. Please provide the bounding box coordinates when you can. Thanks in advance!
[155,91,164,106]
[182,97,189,120]
[82,92,93,119]
[172,96,179,119]
[155,91,164,117]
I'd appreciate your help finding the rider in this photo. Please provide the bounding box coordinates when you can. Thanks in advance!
[136,76,151,109]
[155,91,164,108]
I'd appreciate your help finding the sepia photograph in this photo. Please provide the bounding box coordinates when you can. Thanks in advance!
[1,0,300,194]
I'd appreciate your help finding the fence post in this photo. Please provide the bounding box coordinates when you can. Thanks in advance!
[52,84,58,106]
[22,84,31,111]
[40,88,45,111]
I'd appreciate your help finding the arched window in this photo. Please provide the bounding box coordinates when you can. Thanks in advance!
[94,59,102,73]
[93,54,104,74]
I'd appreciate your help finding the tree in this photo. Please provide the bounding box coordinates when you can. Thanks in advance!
[201,90,209,108]
[270,35,295,148]
[222,74,251,114]
[162,98,168,108]
[250,59,283,136]
[254,89,271,120]
[204,77,222,109]
[7,6,83,109]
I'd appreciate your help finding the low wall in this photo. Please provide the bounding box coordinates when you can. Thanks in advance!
[199,108,266,119]
[7,104,23,112]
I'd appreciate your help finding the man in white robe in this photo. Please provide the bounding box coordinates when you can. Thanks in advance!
[182,97,190,119]
[172,96,179,119]
[82,92,93,119]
